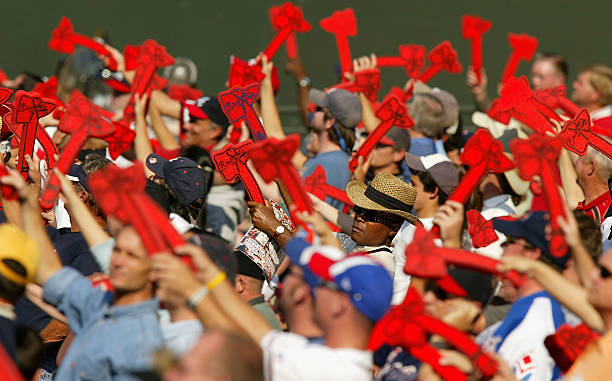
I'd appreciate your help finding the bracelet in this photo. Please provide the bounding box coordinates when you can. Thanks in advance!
[185,272,227,310]
[298,77,311,88]
[206,271,227,291]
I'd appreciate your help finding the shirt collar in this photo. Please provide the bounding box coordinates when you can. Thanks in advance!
[591,105,612,120]
[103,297,159,319]
[483,194,512,208]
[577,192,611,210]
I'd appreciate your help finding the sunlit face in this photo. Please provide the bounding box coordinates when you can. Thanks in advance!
[108,226,152,293]
[588,254,612,310]
[182,118,220,149]
[531,59,564,90]
[370,144,395,168]
[572,71,599,107]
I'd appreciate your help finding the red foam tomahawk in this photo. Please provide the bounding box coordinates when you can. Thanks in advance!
[49,17,118,71]
[544,323,600,373]
[168,84,203,103]
[461,15,492,84]
[0,163,17,201]
[488,76,559,133]
[348,97,414,171]
[404,226,525,296]
[430,129,514,236]
[368,287,498,381]
[122,39,175,121]
[561,109,612,160]
[218,83,266,142]
[89,162,193,270]
[123,44,168,91]
[417,41,462,84]
[304,165,353,206]
[248,134,313,214]
[534,85,581,118]
[320,8,357,80]
[265,2,311,60]
[106,120,136,160]
[510,134,568,257]
[13,91,56,179]
[31,76,65,120]
[501,33,538,84]
[377,45,427,79]
[332,68,381,103]
[0,342,24,381]
[211,140,265,204]
[39,91,116,210]
[466,209,498,248]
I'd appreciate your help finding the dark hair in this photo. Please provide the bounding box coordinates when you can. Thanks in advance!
[83,154,112,175]
[573,209,602,261]
[16,328,44,380]
[535,52,569,79]
[323,111,356,152]
[412,170,448,205]
[0,259,26,303]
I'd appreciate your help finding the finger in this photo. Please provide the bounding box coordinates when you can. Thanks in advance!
[370,53,377,67]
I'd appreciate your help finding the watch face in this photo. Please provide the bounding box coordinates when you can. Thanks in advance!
[276,225,285,234]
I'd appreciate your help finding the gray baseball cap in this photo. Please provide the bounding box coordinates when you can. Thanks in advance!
[405,153,458,196]
[309,88,362,128]
[379,127,411,152]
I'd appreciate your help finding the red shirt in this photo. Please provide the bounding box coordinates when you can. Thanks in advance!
[577,192,612,225]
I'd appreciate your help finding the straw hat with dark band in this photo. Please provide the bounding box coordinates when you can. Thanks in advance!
[346,172,419,224]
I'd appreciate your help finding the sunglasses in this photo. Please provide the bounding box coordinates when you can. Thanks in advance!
[316,279,340,291]
[598,263,612,279]
[501,236,536,251]
[354,206,387,224]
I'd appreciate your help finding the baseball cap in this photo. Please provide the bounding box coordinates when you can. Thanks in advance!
[405,153,458,195]
[67,164,90,193]
[493,211,570,270]
[0,224,40,286]
[285,235,393,322]
[182,96,230,132]
[426,267,493,306]
[145,153,207,206]
[309,88,362,128]
[378,127,411,152]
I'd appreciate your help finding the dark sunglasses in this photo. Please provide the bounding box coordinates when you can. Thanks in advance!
[354,206,387,224]
[501,236,535,250]
[599,263,612,279]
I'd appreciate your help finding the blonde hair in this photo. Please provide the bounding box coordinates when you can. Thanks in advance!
[584,65,612,106]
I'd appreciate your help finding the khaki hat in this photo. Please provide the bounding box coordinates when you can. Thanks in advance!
[346,172,418,224]
[0,224,40,285]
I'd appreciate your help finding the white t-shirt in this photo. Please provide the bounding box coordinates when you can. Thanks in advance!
[158,311,203,357]
[260,330,372,381]
[391,218,442,305]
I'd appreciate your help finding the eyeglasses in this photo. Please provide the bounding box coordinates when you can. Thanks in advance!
[317,279,340,291]
[501,236,536,251]
[598,263,612,279]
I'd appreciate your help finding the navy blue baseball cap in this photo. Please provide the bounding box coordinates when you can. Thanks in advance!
[145,153,207,206]
[493,211,570,270]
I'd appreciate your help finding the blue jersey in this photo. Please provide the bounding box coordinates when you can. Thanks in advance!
[302,150,352,211]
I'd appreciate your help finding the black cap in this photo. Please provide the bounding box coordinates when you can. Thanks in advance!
[183,96,230,133]
[427,267,493,307]
[493,211,570,270]
[235,251,266,281]
[67,163,90,193]
[146,154,207,206]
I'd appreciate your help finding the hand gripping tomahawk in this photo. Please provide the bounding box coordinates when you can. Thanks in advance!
[211,140,265,204]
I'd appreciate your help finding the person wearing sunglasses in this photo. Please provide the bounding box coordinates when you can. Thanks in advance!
[476,211,573,381]
[344,172,419,276]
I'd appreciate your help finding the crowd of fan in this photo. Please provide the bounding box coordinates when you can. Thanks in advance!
[0,12,612,381]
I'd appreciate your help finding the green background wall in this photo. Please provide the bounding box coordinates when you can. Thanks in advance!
[3,0,610,129]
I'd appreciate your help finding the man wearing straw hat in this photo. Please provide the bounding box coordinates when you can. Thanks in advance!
[345,172,419,275]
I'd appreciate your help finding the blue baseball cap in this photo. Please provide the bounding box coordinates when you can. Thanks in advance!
[285,234,393,322]
[493,211,570,270]
[146,153,207,206]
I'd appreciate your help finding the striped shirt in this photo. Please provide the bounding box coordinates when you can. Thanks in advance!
[577,192,612,225]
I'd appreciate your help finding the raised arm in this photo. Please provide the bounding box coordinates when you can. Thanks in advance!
[56,168,110,248]
[151,245,273,343]
[133,93,155,178]
[499,256,605,332]
[0,169,62,285]
[285,56,311,127]
[466,66,491,112]
[260,55,308,169]
[148,98,180,150]
[353,55,381,133]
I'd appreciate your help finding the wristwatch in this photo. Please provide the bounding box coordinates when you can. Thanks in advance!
[272,225,286,239]
[298,77,311,88]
